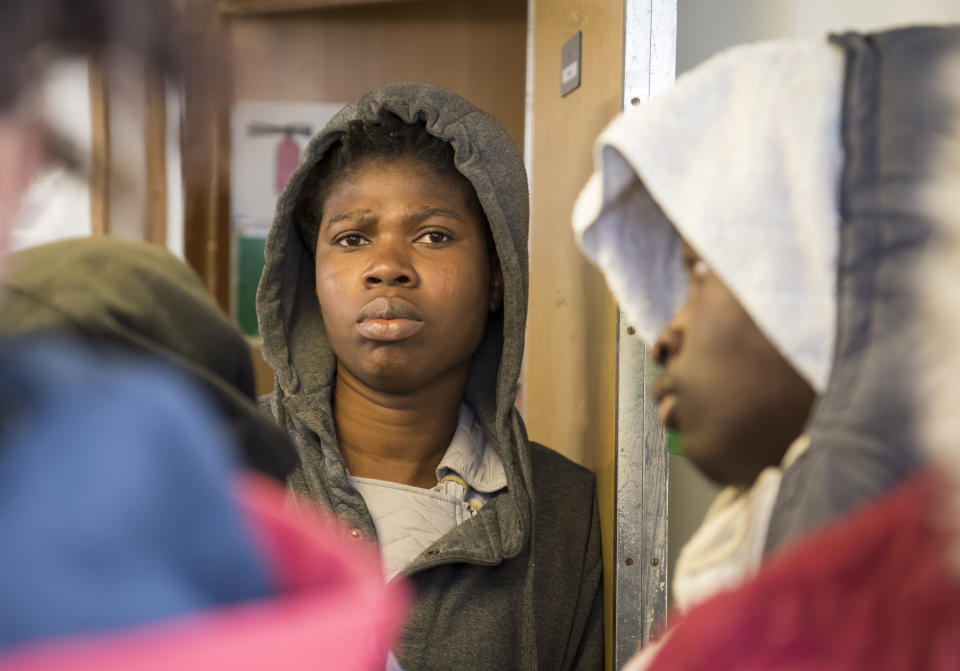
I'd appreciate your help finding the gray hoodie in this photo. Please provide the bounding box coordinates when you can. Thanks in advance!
[257,83,603,670]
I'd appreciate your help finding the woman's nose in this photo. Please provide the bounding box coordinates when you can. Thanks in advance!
[362,241,419,288]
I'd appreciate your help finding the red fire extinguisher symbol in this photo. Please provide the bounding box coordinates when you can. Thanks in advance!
[247,121,313,195]
[275,135,300,195]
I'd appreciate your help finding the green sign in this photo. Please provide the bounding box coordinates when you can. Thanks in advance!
[667,430,683,456]
[237,235,267,336]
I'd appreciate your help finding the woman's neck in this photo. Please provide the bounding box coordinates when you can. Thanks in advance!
[333,362,469,488]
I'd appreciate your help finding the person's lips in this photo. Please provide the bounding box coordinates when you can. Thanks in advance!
[356,296,424,342]
[356,319,423,341]
[651,376,678,427]
[657,394,677,426]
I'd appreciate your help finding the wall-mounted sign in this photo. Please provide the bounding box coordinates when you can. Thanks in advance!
[561,31,582,97]
[231,100,343,334]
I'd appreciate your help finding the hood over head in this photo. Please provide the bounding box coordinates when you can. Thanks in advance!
[573,39,845,393]
[576,27,960,550]
[0,237,298,482]
[256,82,533,556]
[921,136,960,578]
[891,27,960,571]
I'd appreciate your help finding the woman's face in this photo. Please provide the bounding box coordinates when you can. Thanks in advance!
[313,158,500,394]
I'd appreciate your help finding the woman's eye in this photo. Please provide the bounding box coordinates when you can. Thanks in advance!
[418,231,451,245]
[336,234,366,248]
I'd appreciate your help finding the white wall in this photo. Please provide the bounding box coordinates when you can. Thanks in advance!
[230,100,344,233]
[10,60,92,252]
[10,61,187,258]
[166,85,185,258]
[668,0,960,597]
[678,0,960,74]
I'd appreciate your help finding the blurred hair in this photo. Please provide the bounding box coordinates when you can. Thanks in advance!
[0,0,183,112]
[293,110,490,257]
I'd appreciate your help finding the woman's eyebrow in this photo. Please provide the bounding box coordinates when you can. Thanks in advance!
[325,209,375,228]
[407,206,464,223]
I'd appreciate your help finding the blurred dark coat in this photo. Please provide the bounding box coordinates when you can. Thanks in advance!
[765,26,960,552]
[0,237,297,481]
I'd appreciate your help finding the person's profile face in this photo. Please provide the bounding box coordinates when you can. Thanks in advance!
[652,240,815,487]
[313,158,500,394]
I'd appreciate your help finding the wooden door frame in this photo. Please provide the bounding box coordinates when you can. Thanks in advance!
[181,0,233,309]
[145,69,169,245]
[218,0,415,15]
[612,0,676,664]
[89,56,111,236]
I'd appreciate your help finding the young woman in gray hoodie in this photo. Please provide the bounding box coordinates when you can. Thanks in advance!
[256,83,603,670]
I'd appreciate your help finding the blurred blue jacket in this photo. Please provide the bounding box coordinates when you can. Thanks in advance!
[0,339,272,648]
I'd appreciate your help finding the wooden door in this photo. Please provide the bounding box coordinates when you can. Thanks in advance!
[525,0,675,666]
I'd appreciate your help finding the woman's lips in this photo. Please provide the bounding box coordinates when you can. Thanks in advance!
[356,318,424,341]
[657,393,677,426]
[356,296,423,341]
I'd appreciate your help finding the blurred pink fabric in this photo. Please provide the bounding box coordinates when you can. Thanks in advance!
[642,473,960,670]
[0,474,408,671]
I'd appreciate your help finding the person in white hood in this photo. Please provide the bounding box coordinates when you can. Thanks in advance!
[575,37,844,614]
[573,21,960,663]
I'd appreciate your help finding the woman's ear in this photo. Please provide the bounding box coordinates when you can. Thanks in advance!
[489,255,504,312]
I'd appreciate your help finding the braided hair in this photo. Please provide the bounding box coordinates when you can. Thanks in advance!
[294,110,490,257]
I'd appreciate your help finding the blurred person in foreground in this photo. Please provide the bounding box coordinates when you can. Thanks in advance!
[574,26,960,669]
[0,1,404,669]
[1,236,297,482]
